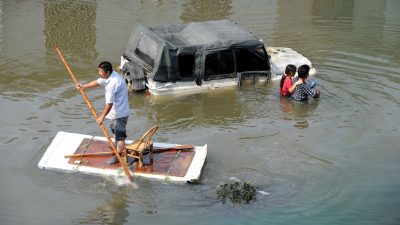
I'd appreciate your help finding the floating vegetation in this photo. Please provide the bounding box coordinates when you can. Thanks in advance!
[217,182,257,204]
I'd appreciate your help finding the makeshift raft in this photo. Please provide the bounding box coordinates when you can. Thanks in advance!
[38,131,207,183]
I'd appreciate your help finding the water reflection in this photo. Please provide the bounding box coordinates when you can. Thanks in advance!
[0,0,99,98]
[74,189,130,225]
[180,0,232,22]
[312,0,354,17]
[130,88,246,132]
[279,97,319,129]
[43,0,97,59]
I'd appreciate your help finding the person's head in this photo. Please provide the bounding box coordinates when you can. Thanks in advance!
[98,61,113,78]
[280,64,297,89]
[285,64,297,76]
[297,64,310,79]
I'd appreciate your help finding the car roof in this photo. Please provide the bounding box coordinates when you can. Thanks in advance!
[147,19,261,48]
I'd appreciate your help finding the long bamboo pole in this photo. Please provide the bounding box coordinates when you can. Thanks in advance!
[55,46,133,182]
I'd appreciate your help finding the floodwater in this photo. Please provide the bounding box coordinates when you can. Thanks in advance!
[1,0,400,224]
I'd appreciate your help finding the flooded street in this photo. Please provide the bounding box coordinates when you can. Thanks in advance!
[1,0,400,224]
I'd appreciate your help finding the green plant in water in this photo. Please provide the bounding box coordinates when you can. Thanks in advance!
[217,182,257,204]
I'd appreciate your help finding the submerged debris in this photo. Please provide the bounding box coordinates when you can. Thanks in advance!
[217,182,257,204]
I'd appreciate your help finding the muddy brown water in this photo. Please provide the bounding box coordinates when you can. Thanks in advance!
[1,0,400,224]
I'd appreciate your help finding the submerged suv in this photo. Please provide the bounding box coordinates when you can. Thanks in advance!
[120,20,271,95]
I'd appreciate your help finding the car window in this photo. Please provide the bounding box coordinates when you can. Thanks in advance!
[235,47,268,72]
[205,50,234,80]
[179,54,195,79]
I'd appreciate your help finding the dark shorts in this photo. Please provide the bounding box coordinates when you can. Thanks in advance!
[110,116,128,141]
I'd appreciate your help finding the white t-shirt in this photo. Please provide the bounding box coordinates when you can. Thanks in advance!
[97,71,130,119]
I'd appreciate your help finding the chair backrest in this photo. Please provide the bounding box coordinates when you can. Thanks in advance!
[136,125,158,148]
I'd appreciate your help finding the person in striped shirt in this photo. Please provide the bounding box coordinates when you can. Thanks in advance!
[291,65,320,101]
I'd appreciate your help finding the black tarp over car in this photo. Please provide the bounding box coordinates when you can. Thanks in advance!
[123,19,270,85]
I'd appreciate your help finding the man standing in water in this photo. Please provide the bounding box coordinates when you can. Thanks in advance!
[76,61,130,164]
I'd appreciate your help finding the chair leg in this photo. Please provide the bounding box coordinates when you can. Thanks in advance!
[138,152,143,168]
[150,144,154,165]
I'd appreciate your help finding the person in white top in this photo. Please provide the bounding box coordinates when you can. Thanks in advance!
[76,61,130,164]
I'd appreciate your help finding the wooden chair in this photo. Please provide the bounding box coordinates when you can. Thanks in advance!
[124,125,158,168]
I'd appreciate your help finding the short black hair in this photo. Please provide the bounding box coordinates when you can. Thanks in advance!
[285,64,297,75]
[297,65,310,79]
[280,64,297,89]
[98,61,113,74]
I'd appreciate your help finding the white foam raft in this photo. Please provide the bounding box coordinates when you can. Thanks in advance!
[38,131,207,184]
